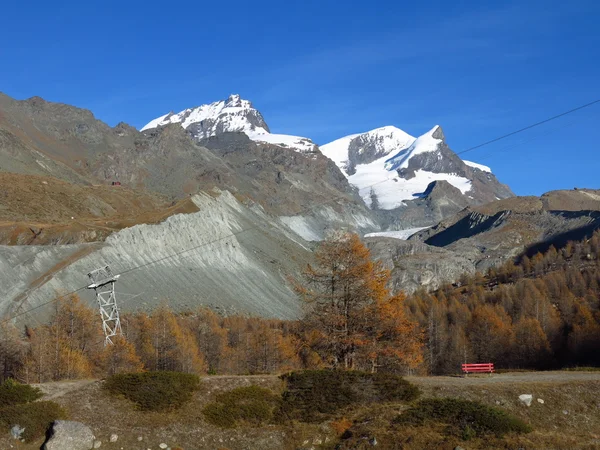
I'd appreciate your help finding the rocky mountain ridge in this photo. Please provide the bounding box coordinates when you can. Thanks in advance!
[142,94,514,229]
[142,94,319,153]
[321,124,514,227]
[1,91,598,324]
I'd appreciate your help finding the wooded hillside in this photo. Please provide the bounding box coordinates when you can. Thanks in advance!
[1,230,599,381]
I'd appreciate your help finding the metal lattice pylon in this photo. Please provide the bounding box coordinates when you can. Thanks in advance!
[86,265,122,346]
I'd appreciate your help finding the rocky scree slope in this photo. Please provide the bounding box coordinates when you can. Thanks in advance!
[1,191,319,321]
[0,93,378,322]
[365,189,600,293]
[409,189,600,271]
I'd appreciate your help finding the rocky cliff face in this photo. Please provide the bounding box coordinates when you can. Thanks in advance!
[366,237,477,293]
[409,189,600,270]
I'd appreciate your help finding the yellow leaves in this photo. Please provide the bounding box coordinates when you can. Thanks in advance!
[58,345,92,379]
[97,335,143,376]
[146,305,206,374]
[298,232,423,372]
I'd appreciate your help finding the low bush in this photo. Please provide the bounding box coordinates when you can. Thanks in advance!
[0,401,67,441]
[202,385,280,428]
[103,371,200,411]
[0,379,43,406]
[279,370,420,422]
[395,398,532,438]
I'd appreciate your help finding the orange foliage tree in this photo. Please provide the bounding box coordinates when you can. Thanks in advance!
[97,335,144,376]
[295,232,422,372]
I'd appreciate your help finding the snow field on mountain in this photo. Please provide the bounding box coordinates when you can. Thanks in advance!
[318,134,360,170]
[350,153,472,209]
[249,131,316,153]
[464,160,492,173]
[364,227,429,240]
[320,126,415,173]
[383,126,442,171]
[141,94,316,153]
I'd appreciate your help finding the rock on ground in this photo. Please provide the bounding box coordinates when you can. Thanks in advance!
[10,425,25,440]
[43,420,95,450]
[519,394,533,406]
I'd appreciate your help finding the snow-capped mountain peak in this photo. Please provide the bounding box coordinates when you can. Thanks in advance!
[384,125,443,172]
[141,95,317,153]
[321,124,511,212]
[320,125,415,175]
[141,94,269,135]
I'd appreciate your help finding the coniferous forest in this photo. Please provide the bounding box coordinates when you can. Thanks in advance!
[1,230,599,382]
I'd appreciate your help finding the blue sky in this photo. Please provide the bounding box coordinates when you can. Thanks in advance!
[1,0,599,196]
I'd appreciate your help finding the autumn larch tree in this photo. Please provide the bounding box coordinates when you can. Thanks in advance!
[97,335,144,376]
[295,232,422,372]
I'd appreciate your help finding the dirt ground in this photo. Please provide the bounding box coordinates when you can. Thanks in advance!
[3,371,600,450]
[407,370,600,385]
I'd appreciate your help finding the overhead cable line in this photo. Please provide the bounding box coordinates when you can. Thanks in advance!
[1,179,390,326]
[457,99,600,156]
[4,97,600,326]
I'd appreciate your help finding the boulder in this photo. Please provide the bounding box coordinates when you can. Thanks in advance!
[10,425,25,440]
[518,394,533,407]
[43,420,94,450]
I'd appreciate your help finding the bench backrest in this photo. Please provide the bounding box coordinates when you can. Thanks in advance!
[462,363,494,372]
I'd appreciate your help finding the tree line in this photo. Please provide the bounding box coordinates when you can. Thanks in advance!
[0,230,599,382]
[409,229,600,374]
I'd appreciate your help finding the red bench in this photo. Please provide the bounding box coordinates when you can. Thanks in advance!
[462,363,494,375]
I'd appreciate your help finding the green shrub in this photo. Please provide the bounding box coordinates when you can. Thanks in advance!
[0,401,67,441]
[0,379,43,406]
[202,385,280,428]
[279,370,420,422]
[395,398,532,438]
[103,371,200,411]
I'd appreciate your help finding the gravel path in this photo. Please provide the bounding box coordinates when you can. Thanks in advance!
[407,370,600,386]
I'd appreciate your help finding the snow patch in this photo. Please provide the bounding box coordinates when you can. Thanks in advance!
[364,227,429,240]
[249,132,316,153]
[318,134,360,172]
[350,151,472,209]
[464,160,492,173]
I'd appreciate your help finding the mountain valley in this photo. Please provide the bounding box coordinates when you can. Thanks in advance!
[1,92,598,323]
